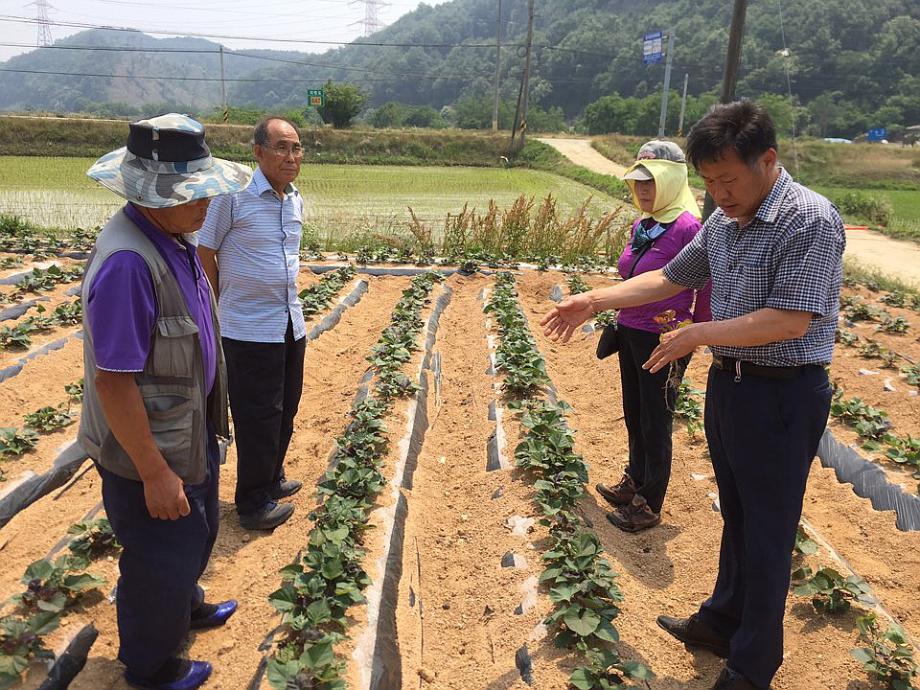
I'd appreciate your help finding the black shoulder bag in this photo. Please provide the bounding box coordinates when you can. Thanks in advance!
[595,239,656,360]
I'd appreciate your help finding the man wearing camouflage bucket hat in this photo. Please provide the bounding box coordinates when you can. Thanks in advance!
[79,114,252,689]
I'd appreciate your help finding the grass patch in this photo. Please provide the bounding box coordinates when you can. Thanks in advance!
[0,116,513,166]
[817,186,920,243]
[844,258,920,294]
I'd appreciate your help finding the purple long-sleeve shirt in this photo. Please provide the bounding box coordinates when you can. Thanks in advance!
[85,204,217,394]
[616,210,712,334]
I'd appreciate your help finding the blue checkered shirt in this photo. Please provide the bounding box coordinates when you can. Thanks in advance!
[663,168,845,366]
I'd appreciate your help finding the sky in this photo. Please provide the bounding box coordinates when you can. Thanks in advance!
[0,0,452,61]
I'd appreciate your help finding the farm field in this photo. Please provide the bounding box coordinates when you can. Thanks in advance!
[815,186,920,242]
[1,248,919,690]
[0,157,622,244]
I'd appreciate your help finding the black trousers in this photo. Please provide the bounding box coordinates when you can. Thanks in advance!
[223,318,306,514]
[698,364,832,689]
[616,324,688,513]
[98,433,219,681]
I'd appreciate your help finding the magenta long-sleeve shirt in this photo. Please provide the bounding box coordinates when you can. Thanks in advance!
[616,211,712,334]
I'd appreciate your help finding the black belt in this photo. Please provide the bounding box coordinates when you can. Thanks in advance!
[711,355,806,381]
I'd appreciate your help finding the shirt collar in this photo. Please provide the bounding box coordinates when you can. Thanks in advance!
[752,167,791,225]
[253,167,299,198]
[124,203,187,253]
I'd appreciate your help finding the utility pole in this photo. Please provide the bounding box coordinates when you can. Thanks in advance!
[492,0,502,131]
[219,45,228,123]
[508,0,535,153]
[702,0,748,220]
[657,28,675,138]
[519,0,535,145]
[677,72,689,136]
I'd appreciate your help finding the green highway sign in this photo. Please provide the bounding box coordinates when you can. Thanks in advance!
[307,89,325,108]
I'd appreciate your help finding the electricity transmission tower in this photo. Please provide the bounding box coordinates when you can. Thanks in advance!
[350,0,389,38]
[27,0,54,46]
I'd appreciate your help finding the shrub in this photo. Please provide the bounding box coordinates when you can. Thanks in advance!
[833,190,892,226]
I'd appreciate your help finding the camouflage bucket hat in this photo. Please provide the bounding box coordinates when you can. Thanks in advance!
[87,113,252,208]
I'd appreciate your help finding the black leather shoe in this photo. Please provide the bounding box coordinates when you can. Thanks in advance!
[711,667,760,689]
[270,478,303,500]
[239,501,294,530]
[657,613,730,658]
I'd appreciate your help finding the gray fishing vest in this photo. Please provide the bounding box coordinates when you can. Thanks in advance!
[78,209,229,485]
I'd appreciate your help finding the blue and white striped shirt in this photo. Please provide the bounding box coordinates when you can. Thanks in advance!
[663,168,845,366]
[198,167,306,343]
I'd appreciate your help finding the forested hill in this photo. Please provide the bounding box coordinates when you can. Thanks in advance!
[1,0,917,134]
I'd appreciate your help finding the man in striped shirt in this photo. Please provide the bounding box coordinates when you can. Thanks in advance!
[198,116,306,531]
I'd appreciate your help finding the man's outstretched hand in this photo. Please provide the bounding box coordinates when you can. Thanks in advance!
[541,293,594,343]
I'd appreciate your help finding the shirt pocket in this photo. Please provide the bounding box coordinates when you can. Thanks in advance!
[151,316,199,379]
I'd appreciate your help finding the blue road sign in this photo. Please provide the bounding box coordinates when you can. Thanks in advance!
[867,128,887,142]
[643,31,664,65]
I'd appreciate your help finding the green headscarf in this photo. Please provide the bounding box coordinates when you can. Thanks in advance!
[624,158,701,224]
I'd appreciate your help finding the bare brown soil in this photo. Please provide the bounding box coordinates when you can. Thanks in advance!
[2,269,918,690]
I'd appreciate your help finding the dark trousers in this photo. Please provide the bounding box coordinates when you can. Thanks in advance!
[98,433,220,681]
[617,324,688,513]
[223,318,305,514]
[698,364,832,689]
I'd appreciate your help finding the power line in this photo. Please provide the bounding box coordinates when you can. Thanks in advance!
[0,66,480,83]
[0,14,621,59]
[0,14,519,49]
[0,65,601,85]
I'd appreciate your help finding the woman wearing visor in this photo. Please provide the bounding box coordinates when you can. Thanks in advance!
[597,140,711,532]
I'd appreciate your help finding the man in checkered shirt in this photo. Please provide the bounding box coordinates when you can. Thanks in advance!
[543,100,845,690]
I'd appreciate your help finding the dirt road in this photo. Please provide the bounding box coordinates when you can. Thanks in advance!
[537,136,628,177]
[539,137,920,287]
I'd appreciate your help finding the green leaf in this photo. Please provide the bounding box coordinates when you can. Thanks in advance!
[569,667,596,690]
[593,619,620,644]
[265,658,301,689]
[563,607,601,637]
[29,611,61,635]
[23,559,54,582]
[850,647,872,663]
[302,641,336,669]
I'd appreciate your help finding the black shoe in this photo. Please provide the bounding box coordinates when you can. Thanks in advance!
[596,473,637,507]
[657,613,730,658]
[711,667,760,690]
[270,478,303,500]
[239,501,294,530]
